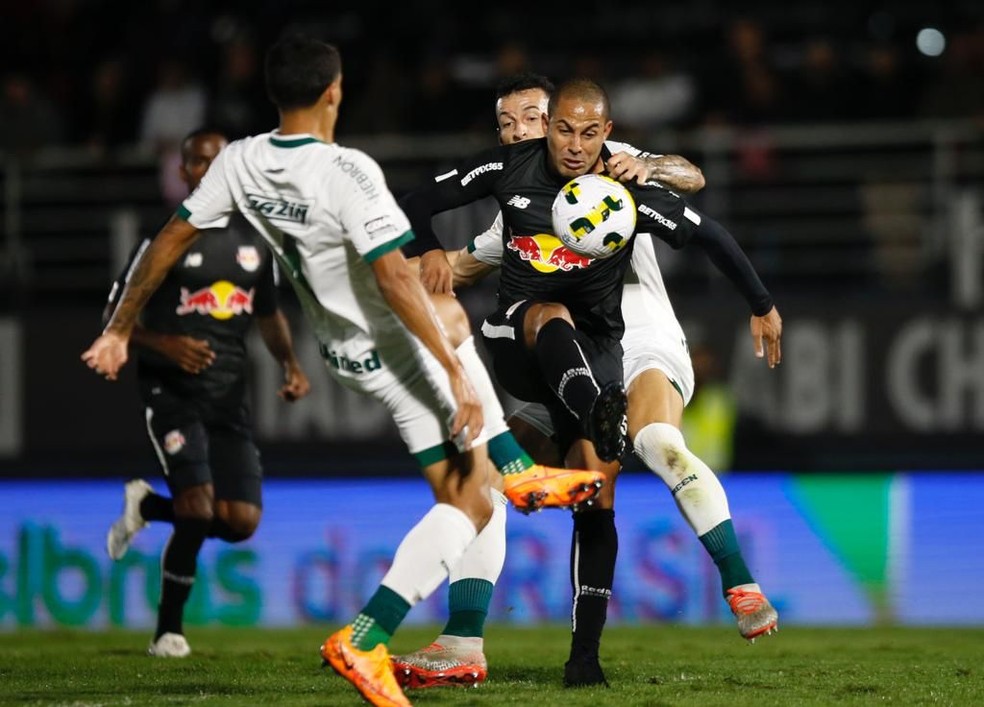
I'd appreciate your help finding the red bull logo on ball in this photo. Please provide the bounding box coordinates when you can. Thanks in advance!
[507,233,594,273]
[176,280,254,320]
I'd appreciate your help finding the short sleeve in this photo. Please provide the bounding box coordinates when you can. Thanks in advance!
[467,212,505,266]
[336,150,414,263]
[177,148,235,230]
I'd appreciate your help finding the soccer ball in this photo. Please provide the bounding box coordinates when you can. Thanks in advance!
[551,174,637,259]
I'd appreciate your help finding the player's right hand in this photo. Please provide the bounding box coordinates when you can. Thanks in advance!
[606,151,650,185]
[81,331,129,381]
[159,335,216,374]
[447,365,483,449]
[751,306,782,369]
[419,250,454,295]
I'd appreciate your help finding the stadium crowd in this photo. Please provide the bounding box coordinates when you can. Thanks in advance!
[2,1,983,159]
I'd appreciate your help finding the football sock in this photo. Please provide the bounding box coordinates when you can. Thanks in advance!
[569,508,617,658]
[140,492,175,523]
[442,489,507,638]
[155,516,209,639]
[352,586,411,651]
[487,431,535,475]
[701,520,755,594]
[443,578,494,639]
[354,503,477,650]
[535,318,600,422]
[633,422,754,594]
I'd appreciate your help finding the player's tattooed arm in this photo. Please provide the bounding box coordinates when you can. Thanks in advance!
[83,216,201,380]
[104,217,201,336]
[644,154,705,194]
[452,249,497,289]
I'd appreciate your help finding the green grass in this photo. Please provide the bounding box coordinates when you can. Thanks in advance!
[1,625,982,706]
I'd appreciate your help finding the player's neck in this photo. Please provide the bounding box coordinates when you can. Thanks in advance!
[278,108,336,144]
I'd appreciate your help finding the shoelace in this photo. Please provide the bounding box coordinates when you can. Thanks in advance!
[727,588,766,614]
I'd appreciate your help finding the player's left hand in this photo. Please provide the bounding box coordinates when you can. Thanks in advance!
[447,364,483,448]
[750,306,782,368]
[81,331,129,380]
[606,151,651,185]
[419,250,455,295]
[279,360,311,402]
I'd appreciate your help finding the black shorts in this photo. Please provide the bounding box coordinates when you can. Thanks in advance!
[142,386,262,507]
[480,300,623,456]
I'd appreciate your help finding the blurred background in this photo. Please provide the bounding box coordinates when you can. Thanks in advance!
[1,1,982,632]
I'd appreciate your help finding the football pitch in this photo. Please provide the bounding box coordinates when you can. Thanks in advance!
[1,624,981,706]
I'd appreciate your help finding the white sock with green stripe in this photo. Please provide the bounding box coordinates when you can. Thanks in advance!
[634,422,754,593]
[380,503,477,605]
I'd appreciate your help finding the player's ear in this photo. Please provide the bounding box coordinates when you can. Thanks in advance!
[324,76,342,107]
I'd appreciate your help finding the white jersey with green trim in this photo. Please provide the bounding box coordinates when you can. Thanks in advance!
[179,130,414,371]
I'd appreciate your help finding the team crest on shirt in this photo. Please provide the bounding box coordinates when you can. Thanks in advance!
[163,430,185,455]
[237,246,261,272]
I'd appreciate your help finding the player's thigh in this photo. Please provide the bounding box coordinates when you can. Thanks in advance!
[622,320,694,407]
[480,302,553,403]
[206,408,263,510]
[144,395,213,496]
[622,323,693,439]
[349,345,490,478]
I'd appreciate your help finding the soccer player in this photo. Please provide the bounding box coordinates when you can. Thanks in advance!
[397,77,782,689]
[82,36,599,707]
[102,126,311,658]
[393,72,712,689]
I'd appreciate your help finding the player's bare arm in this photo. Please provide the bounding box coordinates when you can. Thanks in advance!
[606,153,705,193]
[751,306,783,368]
[101,296,216,375]
[646,154,705,193]
[371,249,483,444]
[82,216,200,379]
[452,248,496,289]
[256,310,311,402]
[418,249,455,295]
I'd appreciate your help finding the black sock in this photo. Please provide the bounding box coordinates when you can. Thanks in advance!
[140,493,175,523]
[155,516,209,640]
[535,319,599,421]
[569,508,617,658]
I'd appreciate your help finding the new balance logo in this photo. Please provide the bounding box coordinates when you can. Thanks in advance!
[507,195,531,209]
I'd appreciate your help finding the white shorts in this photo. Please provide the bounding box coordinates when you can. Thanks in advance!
[620,313,694,406]
[325,330,488,464]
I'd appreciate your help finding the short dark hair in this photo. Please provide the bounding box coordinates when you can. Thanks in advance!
[180,127,228,159]
[495,71,555,100]
[265,35,341,110]
[548,78,610,120]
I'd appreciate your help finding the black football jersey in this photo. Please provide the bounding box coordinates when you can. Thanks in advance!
[402,138,700,340]
[106,213,278,405]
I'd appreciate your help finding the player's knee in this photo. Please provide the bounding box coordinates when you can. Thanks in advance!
[431,293,471,346]
[222,507,261,541]
[634,422,691,482]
